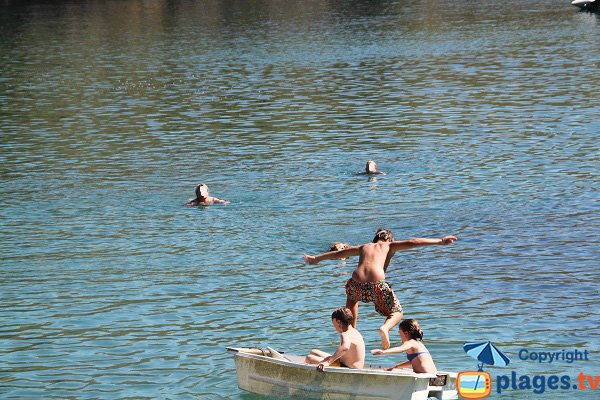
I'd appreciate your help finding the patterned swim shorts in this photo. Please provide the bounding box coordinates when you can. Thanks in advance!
[345,278,403,317]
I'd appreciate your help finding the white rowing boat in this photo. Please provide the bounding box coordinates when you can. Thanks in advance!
[228,346,458,400]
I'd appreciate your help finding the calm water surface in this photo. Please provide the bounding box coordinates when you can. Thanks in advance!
[1,0,599,399]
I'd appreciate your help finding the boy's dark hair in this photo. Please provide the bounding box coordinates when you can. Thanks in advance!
[399,319,424,341]
[373,228,394,243]
[331,307,354,327]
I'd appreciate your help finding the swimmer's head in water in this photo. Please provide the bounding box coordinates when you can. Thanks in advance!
[365,160,378,173]
[329,242,348,252]
[373,228,394,243]
[196,184,209,199]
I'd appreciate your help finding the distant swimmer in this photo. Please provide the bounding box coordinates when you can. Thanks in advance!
[361,160,386,175]
[304,229,457,350]
[185,184,230,207]
[329,242,349,252]
[330,242,350,260]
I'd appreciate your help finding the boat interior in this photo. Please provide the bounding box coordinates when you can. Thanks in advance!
[228,346,452,388]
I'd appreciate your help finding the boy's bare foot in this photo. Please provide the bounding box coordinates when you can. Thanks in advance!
[378,327,390,350]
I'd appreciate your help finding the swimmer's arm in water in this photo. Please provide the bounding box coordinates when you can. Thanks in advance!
[358,171,386,176]
[389,236,457,251]
[184,199,198,207]
[304,246,360,264]
[212,197,230,205]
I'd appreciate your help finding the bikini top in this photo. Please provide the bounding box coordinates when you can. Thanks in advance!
[406,352,429,362]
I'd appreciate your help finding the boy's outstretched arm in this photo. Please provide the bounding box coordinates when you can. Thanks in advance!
[390,236,457,252]
[304,246,360,264]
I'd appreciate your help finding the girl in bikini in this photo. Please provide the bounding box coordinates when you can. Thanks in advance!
[370,319,437,373]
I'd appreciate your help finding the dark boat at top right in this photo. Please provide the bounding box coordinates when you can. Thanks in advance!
[571,0,600,12]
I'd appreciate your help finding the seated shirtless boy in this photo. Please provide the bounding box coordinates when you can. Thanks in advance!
[304,229,457,349]
[305,307,365,371]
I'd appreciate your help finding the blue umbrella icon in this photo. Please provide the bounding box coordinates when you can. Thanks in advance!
[464,341,511,370]
[463,341,511,392]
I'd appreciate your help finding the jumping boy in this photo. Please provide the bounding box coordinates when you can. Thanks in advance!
[304,229,457,350]
[305,307,365,370]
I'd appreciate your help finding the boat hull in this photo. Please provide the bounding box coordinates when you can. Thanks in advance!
[232,349,457,400]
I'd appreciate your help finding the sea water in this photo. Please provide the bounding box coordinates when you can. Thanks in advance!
[1,0,598,399]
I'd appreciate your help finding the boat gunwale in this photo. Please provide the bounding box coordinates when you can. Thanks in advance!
[235,351,439,379]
